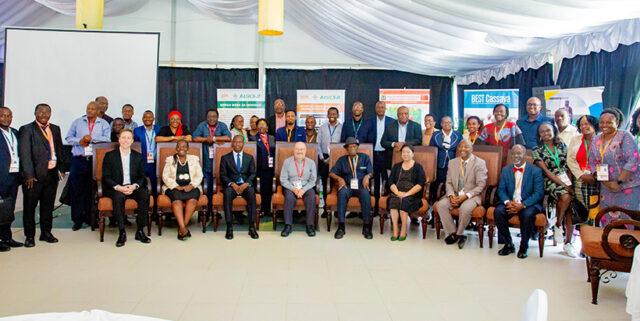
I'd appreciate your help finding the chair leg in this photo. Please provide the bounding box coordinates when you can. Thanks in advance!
[158,213,163,236]
[379,212,384,235]
[327,211,332,232]
[585,257,591,282]
[537,227,545,257]
[589,260,601,304]
[201,211,207,233]
[147,210,152,236]
[421,215,427,239]
[255,210,260,231]
[488,222,495,248]
[434,213,441,239]
[99,213,105,242]
[272,211,277,231]
[476,218,484,248]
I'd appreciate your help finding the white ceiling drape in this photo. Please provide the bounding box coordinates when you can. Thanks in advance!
[33,0,150,16]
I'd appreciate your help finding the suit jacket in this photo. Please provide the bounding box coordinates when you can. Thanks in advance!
[442,156,487,206]
[220,151,256,187]
[102,149,147,194]
[267,114,286,137]
[161,154,203,193]
[275,126,306,142]
[380,120,423,168]
[340,117,374,143]
[497,163,544,211]
[133,124,161,161]
[254,134,276,172]
[429,130,464,169]
[0,127,20,184]
[371,115,394,145]
[19,122,67,181]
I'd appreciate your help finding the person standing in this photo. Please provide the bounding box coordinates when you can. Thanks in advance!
[252,119,276,219]
[463,116,484,145]
[275,110,305,142]
[156,111,192,142]
[340,101,373,143]
[517,97,553,149]
[110,118,125,142]
[66,101,111,230]
[555,107,578,146]
[121,104,138,130]
[478,104,525,166]
[133,110,162,198]
[230,115,249,142]
[19,103,67,248]
[566,115,600,225]
[422,114,439,146]
[304,116,318,143]
[629,108,640,150]
[371,101,394,216]
[95,96,113,124]
[380,106,423,169]
[429,116,463,200]
[0,107,22,251]
[267,99,287,136]
[317,107,342,212]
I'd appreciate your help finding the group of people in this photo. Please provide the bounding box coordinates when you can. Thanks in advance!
[0,95,638,258]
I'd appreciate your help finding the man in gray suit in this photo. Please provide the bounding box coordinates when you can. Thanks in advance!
[280,142,317,237]
[435,139,487,249]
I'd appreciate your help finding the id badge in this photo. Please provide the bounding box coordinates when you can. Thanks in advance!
[268,156,274,168]
[84,145,93,156]
[208,148,214,159]
[583,169,591,175]
[9,157,19,173]
[147,153,154,164]
[49,153,57,168]
[596,165,609,181]
[514,198,522,204]
[558,172,572,186]
[350,178,358,189]
[294,180,302,189]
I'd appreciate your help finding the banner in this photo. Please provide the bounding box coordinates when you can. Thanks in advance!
[544,87,604,121]
[379,89,430,129]
[296,90,345,127]
[463,89,519,124]
[217,89,265,127]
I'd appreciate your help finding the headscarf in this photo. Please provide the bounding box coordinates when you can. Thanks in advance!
[168,110,183,136]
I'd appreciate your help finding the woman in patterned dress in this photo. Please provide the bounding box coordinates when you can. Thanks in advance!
[567,115,600,225]
[478,104,525,166]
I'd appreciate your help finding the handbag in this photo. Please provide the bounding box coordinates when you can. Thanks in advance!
[569,198,589,225]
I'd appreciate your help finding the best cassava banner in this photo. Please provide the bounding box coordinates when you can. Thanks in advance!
[463,89,520,123]
[296,90,345,127]
[379,89,430,129]
[216,89,266,127]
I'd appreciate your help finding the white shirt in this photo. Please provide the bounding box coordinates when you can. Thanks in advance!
[0,128,18,158]
[442,129,452,149]
[375,116,386,151]
[459,155,474,199]
[398,121,408,143]
[558,124,578,146]
[232,151,244,184]
[509,163,526,204]
[120,148,131,185]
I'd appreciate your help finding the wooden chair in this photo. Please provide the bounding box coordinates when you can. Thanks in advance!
[325,143,375,232]
[582,206,640,304]
[155,142,208,235]
[210,142,260,232]
[93,142,153,242]
[377,146,437,238]
[271,143,319,231]
[433,145,501,247]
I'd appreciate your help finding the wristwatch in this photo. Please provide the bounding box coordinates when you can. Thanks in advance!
[617,180,624,185]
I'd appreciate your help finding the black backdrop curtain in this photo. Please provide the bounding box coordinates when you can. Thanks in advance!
[557,42,640,127]
[457,63,555,120]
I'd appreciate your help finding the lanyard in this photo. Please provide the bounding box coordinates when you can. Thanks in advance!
[636,134,639,146]
[515,167,524,191]
[145,128,156,153]
[260,134,270,155]
[328,124,337,139]
[352,119,362,135]
[469,132,478,145]
[460,159,466,179]
[543,144,561,169]
[87,119,95,135]
[1,129,17,156]
[494,122,507,144]
[348,155,358,178]
[294,158,306,179]
[235,128,246,142]
[583,137,590,165]
[599,130,617,160]
[37,124,55,159]
[307,133,316,142]
[208,124,218,137]
[286,128,293,142]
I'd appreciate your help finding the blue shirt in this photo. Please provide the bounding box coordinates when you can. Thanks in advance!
[65,116,111,156]
[275,126,306,142]
[330,153,373,189]
[192,121,232,174]
[133,124,161,163]
[516,113,554,149]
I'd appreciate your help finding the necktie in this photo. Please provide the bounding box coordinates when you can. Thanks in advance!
[458,161,466,191]
[236,154,242,172]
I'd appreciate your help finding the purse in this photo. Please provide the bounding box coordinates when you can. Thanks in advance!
[569,198,589,225]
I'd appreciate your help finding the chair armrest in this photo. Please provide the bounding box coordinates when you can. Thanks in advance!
[97,180,103,198]
[202,177,208,196]
[256,177,261,194]
[423,181,431,199]
[146,177,152,193]
[602,218,640,261]
[436,182,445,200]
[212,179,218,195]
[595,206,640,226]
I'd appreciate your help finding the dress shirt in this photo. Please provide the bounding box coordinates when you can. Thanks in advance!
[558,124,578,146]
[508,163,526,204]
[65,116,111,156]
[123,120,139,130]
[517,113,554,149]
[375,117,386,151]
[231,151,244,185]
[442,129,452,149]
[119,148,131,186]
[318,122,343,159]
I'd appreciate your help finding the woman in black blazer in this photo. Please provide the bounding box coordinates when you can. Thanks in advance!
[252,119,276,217]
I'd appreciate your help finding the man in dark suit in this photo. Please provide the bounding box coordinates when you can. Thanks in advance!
[0,107,23,251]
[266,98,286,137]
[494,144,544,259]
[102,128,151,247]
[340,101,374,143]
[221,135,259,240]
[19,104,68,248]
[275,110,305,142]
[380,106,423,169]
[371,101,394,216]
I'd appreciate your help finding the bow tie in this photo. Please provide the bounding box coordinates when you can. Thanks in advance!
[513,167,523,173]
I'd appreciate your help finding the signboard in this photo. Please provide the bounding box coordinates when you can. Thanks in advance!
[544,87,604,121]
[379,89,430,129]
[296,89,345,127]
[463,89,519,124]
[216,89,265,127]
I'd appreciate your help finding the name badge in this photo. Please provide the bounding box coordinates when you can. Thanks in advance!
[558,171,572,186]
[208,148,214,159]
[294,180,302,189]
[327,145,331,153]
[596,165,609,181]
[583,169,591,175]
[350,178,358,189]
[513,198,522,204]
[49,153,57,168]
[9,157,19,173]
[84,145,93,156]
[147,153,154,164]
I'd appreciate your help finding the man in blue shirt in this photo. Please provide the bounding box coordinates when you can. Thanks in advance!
[65,101,111,230]
[275,110,305,142]
[329,137,374,239]
[516,97,554,149]
[340,101,373,143]
[133,110,161,198]
[192,109,232,215]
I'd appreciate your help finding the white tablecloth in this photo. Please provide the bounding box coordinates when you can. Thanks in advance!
[0,310,171,321]
[627,246,640,320]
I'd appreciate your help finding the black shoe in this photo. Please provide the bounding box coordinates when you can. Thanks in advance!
[116,231,126,247]
[346,212,357,219]
[187,230,192,238]
[24,237,35,248]
[178,232,187,241]
[498,243,515,256]
[225,226,234,240]
[281,224,292,237]
[321,212,327,218]
[4,239,24,248]
[248,226,259,239]
[0,242,9,252]
[306,225,316,237]
[444,234,457,245]
[457,235,468,249]
[72,222,83,231]
[39,233,58,243]
[517,248,528,259]
[135,229,151,243]
[362,224,373,239]
[334,227,345,239]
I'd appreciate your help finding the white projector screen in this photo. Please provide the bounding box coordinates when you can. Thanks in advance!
[3,28,159,137]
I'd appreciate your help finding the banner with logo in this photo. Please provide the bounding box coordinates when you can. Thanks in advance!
[379,89,430,129]
[216,89,265,127]
[463,89,519,124]
[296,90,345,127]
[544,87,604,121]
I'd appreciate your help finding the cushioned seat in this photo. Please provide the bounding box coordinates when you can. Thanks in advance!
[433,201,486,218]
[97,196,154,211]
[486,206,547,257]
[486,207,547,227]
[432,200,486,247]
[212,192,261,207]
[581,225,640,260]
[156,194,208,208]
[325,193,374,209]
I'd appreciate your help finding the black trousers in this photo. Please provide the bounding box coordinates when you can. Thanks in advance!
[373,151,388,212]
[22,169,59,238]
[68,156,94,225]
[106,188,149,231]
[493,203,538,250]
[318,154,330,204]
[223,185,256,227]
[257,168,274,215]
[0,173,19,241]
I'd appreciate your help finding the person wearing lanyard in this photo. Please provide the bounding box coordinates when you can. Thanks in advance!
[193,109,232,216]
[317,107,343,214]
[133,110,162,203]
[494,144,544,259]
[230,115,249,142]
[567,115,600,226]
[329,137,374,239]
[65,101,111,231]
[429,116,463,202]
[0,107,22,251]
[19,104,67,248]
[275,110,305,142]
[463,116,484,146]
[533,123,577,258]
[279,142,317,237]
[252,119,276,219]
[588,108,640,225]
[340,101,373,143]
[304,116,318,143]
[478,104,525,166]
[267,98,287,137]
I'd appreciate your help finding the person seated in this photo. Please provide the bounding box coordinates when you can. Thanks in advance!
[494,144,544,259]
[156,111,192,142]
[220,135,259,240]
[435,139,487,249]
[280,142,317,237]
[162,140,203,241]
[275,110,305,142]
[230,115,249,142]
[101,129,151,247]
[386,145,426,241]
[329,137,374,239]
[110,117,125,142]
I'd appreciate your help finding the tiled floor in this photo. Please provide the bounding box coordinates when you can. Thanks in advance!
[0,219,631,321]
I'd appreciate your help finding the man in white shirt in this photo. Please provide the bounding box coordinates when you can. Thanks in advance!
[371,101,394,216]
[555,107,578,145]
